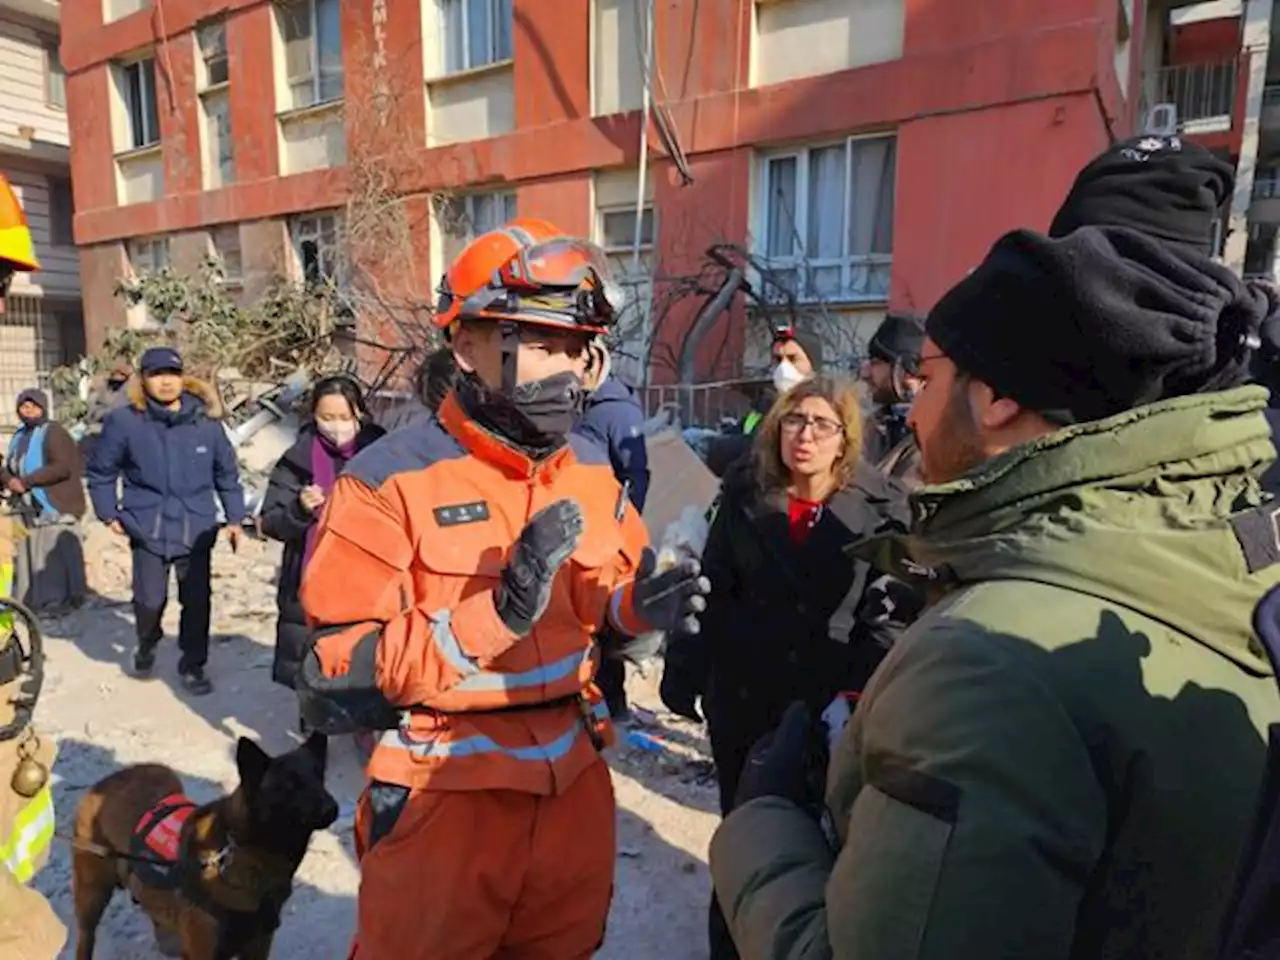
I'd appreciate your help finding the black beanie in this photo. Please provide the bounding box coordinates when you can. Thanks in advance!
[1049,136,1233,255]
[868,313,925,367]
[774,327,824,372]
[926,226,1268,425]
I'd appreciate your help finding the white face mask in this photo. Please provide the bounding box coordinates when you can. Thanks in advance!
[316,421,358,446]
[773,360,808,394]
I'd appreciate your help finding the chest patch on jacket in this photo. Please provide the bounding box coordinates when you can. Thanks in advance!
[129,792,196,889]
[433,501,491,527]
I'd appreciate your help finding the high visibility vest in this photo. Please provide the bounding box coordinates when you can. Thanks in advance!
[742,410,763,435]
[0,785,53,884]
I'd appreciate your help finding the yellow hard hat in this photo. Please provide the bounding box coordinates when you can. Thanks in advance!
[0,174,39,274]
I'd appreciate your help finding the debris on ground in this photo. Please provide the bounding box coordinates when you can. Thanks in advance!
[33,523,718,958]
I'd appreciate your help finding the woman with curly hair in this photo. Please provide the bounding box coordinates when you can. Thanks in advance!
[661,377,918,960]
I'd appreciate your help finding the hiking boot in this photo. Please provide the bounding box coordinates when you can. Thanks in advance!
[133,645,156,677]
[179,667,213,696]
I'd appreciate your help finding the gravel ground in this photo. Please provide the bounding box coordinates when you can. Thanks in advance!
[31,523,718,958]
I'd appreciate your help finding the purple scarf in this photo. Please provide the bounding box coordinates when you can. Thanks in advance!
[302,432,358,569]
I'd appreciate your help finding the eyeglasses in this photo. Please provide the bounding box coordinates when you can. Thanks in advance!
[779,412,842,440]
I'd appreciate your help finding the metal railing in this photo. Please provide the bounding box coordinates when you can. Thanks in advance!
[1142,59,1238,129]
[641,378,770,429]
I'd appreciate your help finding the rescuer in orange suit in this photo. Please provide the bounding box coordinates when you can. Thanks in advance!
[296,218,711,959]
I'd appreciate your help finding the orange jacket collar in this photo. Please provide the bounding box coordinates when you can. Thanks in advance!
[438,391,574,480]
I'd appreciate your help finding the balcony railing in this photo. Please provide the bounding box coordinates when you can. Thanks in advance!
[1141,59,1238,132]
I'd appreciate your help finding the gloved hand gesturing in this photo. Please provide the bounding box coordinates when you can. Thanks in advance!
[495,499,585,636]
[734,700,829,816]
[631,548,711,634]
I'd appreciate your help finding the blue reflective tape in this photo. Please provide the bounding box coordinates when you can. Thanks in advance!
[379,715,587,763]
[453,648,588,693]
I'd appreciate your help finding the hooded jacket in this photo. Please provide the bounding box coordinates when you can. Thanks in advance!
[86,376,245,558]
[573,376,649,510]
[711,386,1280,960]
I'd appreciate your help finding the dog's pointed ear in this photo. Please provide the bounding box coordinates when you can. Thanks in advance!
[236,737,271,792]
[304,732,328,772]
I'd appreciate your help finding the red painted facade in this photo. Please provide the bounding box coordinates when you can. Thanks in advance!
[61,0,1140,380]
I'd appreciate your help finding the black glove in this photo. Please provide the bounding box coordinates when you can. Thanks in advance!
[734,701,829,815]
[495,499,585,636]
[630,548,711,634]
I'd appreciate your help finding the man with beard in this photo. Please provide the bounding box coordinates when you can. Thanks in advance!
[860,313,924,483]
[708,220,1280,958]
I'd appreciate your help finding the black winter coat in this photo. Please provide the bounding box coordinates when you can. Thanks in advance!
[259,423,385,687]
[664,457,918,727]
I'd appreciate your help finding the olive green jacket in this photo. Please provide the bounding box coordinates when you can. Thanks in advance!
[710,387,1280,959]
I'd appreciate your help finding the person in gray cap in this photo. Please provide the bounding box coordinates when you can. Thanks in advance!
[86,345,245,696]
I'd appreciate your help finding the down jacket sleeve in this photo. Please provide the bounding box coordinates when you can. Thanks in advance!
[85,411,127,522]
[212,426,245,525]
[709,615,1107,959]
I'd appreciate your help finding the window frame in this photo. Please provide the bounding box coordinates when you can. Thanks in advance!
[290,212,343,285]
[438,0,514,75]
[197,19,230,90]
[597,203,655,280]
[128,235,170,276]
[44,40,66,111]
[120,57,161,150]
[209,224,243,283]
[47,176,73,247]
[755,133,897,304]
[280,0,344,111]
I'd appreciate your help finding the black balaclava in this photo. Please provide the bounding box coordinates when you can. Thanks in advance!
[455,320,585,459]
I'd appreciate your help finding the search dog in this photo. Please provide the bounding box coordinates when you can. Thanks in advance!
[70,733,338,959]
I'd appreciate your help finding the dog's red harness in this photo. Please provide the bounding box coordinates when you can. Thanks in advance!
[129,793,197,888]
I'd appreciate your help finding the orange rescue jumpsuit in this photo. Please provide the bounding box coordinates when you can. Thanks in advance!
[300,392,650,959]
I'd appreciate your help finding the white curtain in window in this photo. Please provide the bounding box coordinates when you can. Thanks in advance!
[442,0,465,73]
[494,0,513,60]
[848,138,895,257]
[765,157,797,259]
[806,144,846,297]
[468,0,491,68]
[502,192,517,223]
[317,0,344,101]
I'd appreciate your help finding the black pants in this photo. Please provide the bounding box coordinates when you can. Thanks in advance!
[706,682,787,960]
[131,533,214,672]
[596,655,628,718]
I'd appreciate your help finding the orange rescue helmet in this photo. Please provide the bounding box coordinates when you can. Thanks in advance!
[434,217,624,336]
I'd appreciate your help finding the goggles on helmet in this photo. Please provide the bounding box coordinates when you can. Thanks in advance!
[437,238,627,333]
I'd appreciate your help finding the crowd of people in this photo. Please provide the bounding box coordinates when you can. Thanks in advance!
[8,131,1280,959]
